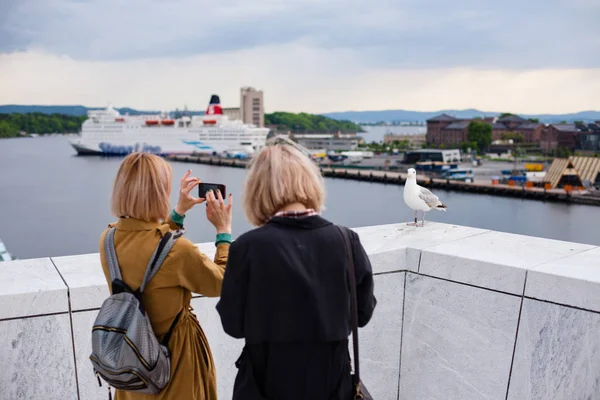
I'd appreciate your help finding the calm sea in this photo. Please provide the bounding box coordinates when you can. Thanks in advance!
[1,136,599,260]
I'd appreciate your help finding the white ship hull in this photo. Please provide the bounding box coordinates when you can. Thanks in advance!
[70,98,269,157]
[69,133,261,156]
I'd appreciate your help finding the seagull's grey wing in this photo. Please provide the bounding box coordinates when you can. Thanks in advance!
[418,187,441,208]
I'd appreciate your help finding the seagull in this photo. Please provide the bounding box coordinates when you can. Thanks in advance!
[403,168,448,226]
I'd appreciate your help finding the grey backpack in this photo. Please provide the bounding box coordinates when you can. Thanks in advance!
[89,227,183,395]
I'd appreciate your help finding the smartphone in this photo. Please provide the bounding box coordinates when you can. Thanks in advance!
[198,183,226,200]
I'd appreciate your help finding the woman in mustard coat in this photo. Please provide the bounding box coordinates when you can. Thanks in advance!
[98,153,233,400]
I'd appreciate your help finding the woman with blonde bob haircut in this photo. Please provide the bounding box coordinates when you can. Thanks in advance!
[242,143,326,226]
[99,152,233,400]
[217,140,377,400]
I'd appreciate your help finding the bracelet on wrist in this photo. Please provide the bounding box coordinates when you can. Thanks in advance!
[215,232,232,246]
[171,209,185,227]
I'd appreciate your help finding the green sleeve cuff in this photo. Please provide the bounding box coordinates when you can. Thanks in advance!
[171,209,185,227]
[215,232,232,246]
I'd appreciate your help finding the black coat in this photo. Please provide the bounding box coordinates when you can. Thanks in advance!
[216,215,377,400]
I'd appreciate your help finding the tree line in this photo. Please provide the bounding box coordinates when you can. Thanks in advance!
[265,112,363,133]
[0,111,364,139]
[0,113,86,138]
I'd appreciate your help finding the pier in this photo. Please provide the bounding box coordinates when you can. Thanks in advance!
[1,222,599,399]
[167,154,249,169]
[166,155,600,206]
[320,168,600,206]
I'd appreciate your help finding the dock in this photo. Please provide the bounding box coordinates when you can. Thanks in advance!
[167,154,249,168]
[320,168,600,206]
[166,155,600,206]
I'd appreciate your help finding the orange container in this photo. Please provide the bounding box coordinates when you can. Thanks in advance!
[564,184,572,192]
[525,181,534,188]
[508,180,515,186]
[544,183,552,190]
[491,179,499,185]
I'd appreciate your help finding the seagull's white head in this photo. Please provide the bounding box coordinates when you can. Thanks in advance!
[406,168,416,179]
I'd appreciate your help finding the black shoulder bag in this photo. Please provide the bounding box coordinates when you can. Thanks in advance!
[337,226,373,400]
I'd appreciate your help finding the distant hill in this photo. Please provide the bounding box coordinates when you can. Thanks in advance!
[0,105,205,116]
[322,109,600,124]
[0,105,93,116]
[0,105,361,134]
[3,104,600,124]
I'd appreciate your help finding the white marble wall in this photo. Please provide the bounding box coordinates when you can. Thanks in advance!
[0,222,599,400]
[400,273,521,400]
[0,314,78,399]
[507,299,600,400]
[190,296,244,400]
[0,258,78,400]
[350,272,406,400]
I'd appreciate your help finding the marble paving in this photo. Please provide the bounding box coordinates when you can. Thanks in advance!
[353,222,487,273]
[0,257,69,319]
[526,247,600,312]
[51,252,108,311]
[419,231,594,295]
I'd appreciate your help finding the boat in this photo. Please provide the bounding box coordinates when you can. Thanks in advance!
[69,95,270,156]
[0,239,15,262]
[441,168,474,182]
[415,161,459,172]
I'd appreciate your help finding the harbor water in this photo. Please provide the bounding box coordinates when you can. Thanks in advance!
[1,135,599,260]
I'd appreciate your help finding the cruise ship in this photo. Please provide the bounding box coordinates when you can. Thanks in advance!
[69,95,270,156]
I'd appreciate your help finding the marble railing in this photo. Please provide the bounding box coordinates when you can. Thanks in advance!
[1,222,599,400]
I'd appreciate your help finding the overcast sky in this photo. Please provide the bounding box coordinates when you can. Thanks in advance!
[1,0,599,113]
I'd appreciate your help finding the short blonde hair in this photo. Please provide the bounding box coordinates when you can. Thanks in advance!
[243,144,325,226]
[111,153,172,222]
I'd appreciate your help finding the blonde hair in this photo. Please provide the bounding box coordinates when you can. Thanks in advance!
[111,153,172,222]
[243,144,325,226]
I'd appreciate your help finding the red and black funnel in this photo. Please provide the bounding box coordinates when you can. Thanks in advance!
[206,95,223,116]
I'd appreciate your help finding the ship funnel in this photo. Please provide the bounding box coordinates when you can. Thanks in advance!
[206,95,223,116]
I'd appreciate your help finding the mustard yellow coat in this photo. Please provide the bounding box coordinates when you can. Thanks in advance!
[99,216,229,400]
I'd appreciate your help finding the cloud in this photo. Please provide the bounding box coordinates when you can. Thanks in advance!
[1,0,599,112]
[1,0,599,69]
[1,49,599,114]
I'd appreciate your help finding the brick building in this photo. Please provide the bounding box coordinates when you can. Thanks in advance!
[541,122,600,153]
[426,114,543,147]
[383,133,426,148]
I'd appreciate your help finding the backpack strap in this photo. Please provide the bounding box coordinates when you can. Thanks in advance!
[104,227,122,282]
[139,229,184,343]
[139,229,183,294]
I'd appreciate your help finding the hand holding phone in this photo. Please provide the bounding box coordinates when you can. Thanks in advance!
[203,184,232,234]
[198,183,226,200]
[175,170,205,216]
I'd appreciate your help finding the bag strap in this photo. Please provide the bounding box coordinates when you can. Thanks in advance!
[161,309,183,346]
[336,226,362,396]
[104,227,122,282]
[104,226,184,346]
[139,230,183,294]
[104,227,183,295]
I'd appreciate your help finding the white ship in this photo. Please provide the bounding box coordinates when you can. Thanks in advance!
[0,239,15,262]
[69,95,270,156]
